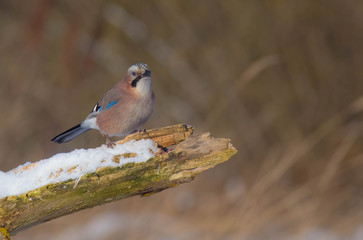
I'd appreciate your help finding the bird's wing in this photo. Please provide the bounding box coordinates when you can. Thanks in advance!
[90,85,127,114]
[82,85,127,129]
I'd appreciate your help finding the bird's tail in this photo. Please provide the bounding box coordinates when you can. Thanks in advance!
[51,124,90,143]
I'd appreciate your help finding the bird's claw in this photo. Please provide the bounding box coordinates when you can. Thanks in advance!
[105,135,116,148]
[133,129,147,134]
[106,141,116,148]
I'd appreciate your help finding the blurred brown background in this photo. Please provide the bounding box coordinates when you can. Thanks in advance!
[1,0,363,239]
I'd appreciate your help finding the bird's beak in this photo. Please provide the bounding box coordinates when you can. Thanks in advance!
[142,70,151,77]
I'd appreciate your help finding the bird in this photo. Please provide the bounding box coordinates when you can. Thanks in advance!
[51,63,155,148]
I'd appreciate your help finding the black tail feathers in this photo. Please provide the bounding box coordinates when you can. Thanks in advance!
[51,124,90,143]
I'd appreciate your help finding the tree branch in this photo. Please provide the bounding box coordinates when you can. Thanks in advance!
[0,124,237,238]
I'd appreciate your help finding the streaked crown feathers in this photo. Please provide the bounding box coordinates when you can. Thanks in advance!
[128,63,149,74]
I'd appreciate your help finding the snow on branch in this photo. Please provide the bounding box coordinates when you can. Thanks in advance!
[0,124,237,239]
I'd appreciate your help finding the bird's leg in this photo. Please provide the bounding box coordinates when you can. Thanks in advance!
[105,135,116,148]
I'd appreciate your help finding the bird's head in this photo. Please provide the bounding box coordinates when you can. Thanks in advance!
[125,63,152,95]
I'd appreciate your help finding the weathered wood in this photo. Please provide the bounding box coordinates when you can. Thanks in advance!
[118,123,194,147]
[0,125,237,238]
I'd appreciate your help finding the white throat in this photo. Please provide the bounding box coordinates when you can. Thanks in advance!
[136,77,152,97]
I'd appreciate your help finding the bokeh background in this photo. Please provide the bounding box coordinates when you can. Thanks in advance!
[1,0,363,239]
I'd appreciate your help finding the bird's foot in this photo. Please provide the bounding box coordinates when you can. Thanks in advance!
[105,135,116,148]
[106,141,116,148]
[132,129,147,134]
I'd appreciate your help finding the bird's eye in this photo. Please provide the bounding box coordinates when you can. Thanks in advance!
[131,71,136,77]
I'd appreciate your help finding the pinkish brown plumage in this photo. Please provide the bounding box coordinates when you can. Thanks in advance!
[52,63,155,147]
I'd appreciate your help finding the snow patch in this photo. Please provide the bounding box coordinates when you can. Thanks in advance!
[0,139,158,199]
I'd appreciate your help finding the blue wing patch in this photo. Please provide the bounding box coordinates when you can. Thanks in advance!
[91,101,118,112]
[104,101,118,110]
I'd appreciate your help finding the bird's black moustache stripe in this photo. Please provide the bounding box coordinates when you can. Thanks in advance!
[131,76,141,87]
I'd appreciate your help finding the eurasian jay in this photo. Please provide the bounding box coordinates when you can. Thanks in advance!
[52,63,155,147]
